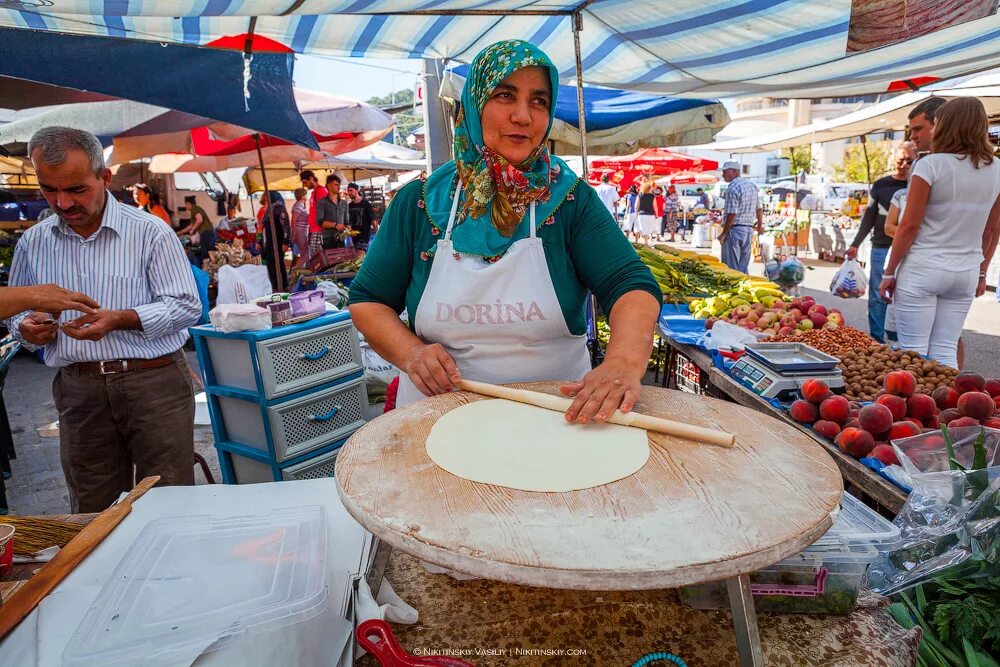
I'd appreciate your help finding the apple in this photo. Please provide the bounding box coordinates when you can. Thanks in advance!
[798,319,814,331]
[808,304,829,317]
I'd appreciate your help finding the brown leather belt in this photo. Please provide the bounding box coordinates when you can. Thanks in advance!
[65,356,175,377]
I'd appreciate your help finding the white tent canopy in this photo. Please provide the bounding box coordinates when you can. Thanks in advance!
[696,83,1000,153]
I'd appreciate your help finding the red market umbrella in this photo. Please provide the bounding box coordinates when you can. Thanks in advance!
[589,148,717,175]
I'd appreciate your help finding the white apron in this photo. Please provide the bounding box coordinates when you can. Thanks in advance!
[396,184,592,407]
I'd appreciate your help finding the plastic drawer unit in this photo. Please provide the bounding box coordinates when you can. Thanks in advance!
[190,311,368,484]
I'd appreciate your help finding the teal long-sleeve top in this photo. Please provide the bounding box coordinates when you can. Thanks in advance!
[348,179,662,335]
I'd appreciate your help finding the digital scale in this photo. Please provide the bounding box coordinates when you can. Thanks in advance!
[731,342,844,400]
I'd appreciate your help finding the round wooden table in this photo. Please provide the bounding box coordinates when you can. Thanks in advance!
[336,382,843,665]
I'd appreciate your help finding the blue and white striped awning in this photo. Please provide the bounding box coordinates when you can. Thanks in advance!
[3,1,1000,98]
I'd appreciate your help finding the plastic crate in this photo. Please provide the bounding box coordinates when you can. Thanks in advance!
[192,312,362,401]
[680,493,900,615]
[673,353,705,395]
[224,444,342,484]
[211,377,367,463]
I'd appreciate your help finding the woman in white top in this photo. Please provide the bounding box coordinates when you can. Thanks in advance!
[880,98,1000,368]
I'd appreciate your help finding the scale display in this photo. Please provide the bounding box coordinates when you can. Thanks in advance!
[731,356,844,400]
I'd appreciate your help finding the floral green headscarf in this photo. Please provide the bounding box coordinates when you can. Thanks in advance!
[422,40,578,259]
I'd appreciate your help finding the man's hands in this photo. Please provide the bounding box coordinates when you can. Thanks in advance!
[19,312,59,346]
[60,309,138,342]
[845,246,859,260]
[405,343,461,396]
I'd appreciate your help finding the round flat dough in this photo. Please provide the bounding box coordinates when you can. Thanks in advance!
[425,398,649,492]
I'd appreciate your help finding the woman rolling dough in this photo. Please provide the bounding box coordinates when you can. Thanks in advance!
[349,40,661,422]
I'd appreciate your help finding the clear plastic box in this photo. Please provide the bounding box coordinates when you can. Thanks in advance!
[680,493,899,615]
[63,506,328,666]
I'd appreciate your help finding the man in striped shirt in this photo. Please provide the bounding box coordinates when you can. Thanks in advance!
[5,127,202,512]
[719,161,763,274]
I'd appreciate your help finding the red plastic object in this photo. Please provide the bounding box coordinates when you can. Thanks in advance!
[0,524,14,577]
[357,620,474,666]
[719,349,744,361]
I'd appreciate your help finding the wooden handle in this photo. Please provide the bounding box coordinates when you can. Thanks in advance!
[0,476,160,640]
[456,380,735,448]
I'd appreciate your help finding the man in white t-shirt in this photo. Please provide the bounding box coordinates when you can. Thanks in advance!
[595,174,620,218]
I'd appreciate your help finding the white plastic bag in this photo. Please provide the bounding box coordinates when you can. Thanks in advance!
[702,320,766,351]
[209,303,272,332]
[216,264,272,304]
[830,258,867,298]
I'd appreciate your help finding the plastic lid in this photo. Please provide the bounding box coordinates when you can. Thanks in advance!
[810,492,900,550]
[63,506,328,667]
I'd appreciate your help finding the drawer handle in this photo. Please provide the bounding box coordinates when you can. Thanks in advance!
[299,347,331,361]
[308,406,342,421]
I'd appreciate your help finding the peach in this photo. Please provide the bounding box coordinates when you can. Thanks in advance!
[996,395,1000,412]
[948,416,980,428]
[906,394,937,420]
[982,417,1000,429]
[938,408,961,424]
[884,370,917,396]
[953,371,986,394]
[789,400,819,424]
[875,394,907,421]
[801,379,832,404]
[932,387,959,410]
[985,379,1000,397]
[887,421,922,442]
[844,418,861,430]
[871,444,899,466]
[859,404,894,435]
[957,392,995,421]
[835,427,875,458]
[813,420,842,440]
[819,395,851,423]
[905,417,924,427]
[923,415,940,429]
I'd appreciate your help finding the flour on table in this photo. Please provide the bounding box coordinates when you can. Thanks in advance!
[425,399,649,492]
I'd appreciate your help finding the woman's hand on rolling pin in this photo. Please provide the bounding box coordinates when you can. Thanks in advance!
[559,356,642,424]
[405,343,461,397]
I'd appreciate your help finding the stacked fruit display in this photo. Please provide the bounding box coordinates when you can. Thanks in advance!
[694,294,847,337]
[788,371,1000,463]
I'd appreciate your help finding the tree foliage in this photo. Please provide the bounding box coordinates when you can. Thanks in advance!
[366,89,422,148]
[832,139,893,184]
[780,145,816,174]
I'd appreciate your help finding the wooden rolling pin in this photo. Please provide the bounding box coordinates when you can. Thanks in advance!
[0,476,159,640]
[456,379,736,448]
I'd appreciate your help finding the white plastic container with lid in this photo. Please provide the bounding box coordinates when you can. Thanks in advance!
[680,493,900,615]
[62,506,329,667]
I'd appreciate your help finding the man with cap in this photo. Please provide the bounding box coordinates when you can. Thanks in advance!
[346,182,376,251]
[719,161,762,273]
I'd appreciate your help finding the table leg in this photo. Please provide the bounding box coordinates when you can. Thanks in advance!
[726,575,764,667]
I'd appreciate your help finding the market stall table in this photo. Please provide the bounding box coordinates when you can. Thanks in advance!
[336,382,844,666]
[708,367,909,514]
[652,320,909,515]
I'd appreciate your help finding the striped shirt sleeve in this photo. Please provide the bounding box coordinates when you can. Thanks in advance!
[132,232,202,339]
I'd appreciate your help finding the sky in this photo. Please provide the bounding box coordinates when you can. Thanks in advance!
[293,54,422,102]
